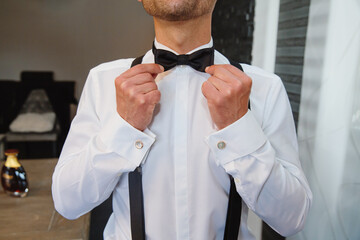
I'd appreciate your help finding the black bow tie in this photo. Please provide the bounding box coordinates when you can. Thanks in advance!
[152,43,214,72]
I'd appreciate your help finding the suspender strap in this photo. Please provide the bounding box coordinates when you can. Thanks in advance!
[128,56,246,240]
[128,167,146,240]
[224,176,242,240]
[131,55,145,68]
[223,59,245,240]
[128,55,146,240]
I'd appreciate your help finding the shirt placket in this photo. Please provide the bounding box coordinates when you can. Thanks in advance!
[174,66,190,240]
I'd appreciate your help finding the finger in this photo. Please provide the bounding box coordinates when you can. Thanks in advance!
[133,82,158,95]
[206,64,252,89]
[123,63,164,78]
[118,72,157,92]
[144,89,161,105]
[131,72,159,85]
[206,64,245,79]
[221,64,252,89]
[201,80,220,100]
[221,64,247,79]
[207,76,230,92]
[205,65,239,84]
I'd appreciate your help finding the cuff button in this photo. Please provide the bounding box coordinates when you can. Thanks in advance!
[135,140,144,149]
[217,141,226,150]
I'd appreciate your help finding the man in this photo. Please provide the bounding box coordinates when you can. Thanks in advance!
[52,0,312,239]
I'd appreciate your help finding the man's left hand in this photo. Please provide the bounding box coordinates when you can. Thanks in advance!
[202,64,252,130]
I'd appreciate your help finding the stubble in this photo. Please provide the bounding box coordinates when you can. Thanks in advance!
[141,0,217,21]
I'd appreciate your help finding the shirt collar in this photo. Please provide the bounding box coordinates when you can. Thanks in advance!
[154,38,214,55]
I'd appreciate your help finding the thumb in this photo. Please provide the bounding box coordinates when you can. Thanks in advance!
[205,65,216,75]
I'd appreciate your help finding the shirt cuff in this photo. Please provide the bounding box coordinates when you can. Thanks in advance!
[99,112,156,170]
[205,110,267,166]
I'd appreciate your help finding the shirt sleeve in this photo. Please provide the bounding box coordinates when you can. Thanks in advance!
[52,69,156,220]
[206,77,312,237]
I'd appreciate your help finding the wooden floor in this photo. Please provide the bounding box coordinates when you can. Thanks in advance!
[0,158,90,240]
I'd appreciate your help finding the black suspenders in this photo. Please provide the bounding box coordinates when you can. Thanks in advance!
[129,55,247,240]
[128,57,147,240]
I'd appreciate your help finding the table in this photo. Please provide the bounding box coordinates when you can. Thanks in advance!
[5,129,58,158]
[0,159,90,239]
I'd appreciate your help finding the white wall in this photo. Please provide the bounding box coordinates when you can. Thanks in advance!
[252,0,280,73]
[290,0,360,239]
[0,0,155,99]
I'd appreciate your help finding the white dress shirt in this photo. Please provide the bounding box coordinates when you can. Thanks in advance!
[52,39,312,240]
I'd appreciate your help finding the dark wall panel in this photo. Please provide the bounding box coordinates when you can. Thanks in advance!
[212,0,255,64]
[275,0,311,128]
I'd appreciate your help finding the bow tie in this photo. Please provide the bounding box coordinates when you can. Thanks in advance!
[152,43,214,72]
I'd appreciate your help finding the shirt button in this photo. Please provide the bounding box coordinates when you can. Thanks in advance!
[235,178,240,184]
[135,140,143,149]
[217,141,226,150]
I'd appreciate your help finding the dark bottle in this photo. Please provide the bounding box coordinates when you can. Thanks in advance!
[1,149,29,197]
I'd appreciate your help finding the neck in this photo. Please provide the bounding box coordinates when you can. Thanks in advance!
[153,13,212,54]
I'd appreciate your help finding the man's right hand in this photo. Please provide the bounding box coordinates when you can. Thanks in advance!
[115,64,164,131]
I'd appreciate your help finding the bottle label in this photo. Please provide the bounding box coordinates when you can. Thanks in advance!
[4,156,21,168]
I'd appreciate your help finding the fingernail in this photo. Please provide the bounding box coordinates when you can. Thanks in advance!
[205,66,209,72]
[159,65,164,71]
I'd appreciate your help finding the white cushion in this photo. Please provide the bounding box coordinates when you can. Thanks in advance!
[9,112,56,133]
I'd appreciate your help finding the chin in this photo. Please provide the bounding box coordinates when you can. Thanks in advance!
[142,0,216,21]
